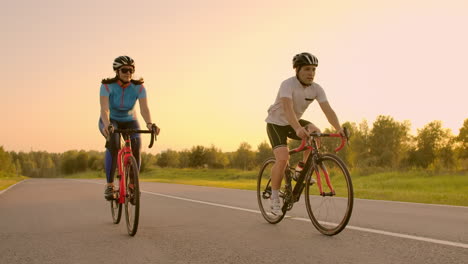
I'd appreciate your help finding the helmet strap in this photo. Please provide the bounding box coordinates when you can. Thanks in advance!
[296,74,309,87]
[295,67,309,87]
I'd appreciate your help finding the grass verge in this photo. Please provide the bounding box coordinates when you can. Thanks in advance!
[0,175,28,191]
[47,168,468,206]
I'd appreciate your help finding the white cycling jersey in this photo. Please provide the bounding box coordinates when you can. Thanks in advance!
[265,76,328,126]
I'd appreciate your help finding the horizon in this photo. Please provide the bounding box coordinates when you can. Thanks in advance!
[2,115,465,154]
[2,0,467,154]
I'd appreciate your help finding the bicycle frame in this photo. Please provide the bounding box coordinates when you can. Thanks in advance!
[116,136,133,204]
[288,131,347,198]
[110,126,157,204]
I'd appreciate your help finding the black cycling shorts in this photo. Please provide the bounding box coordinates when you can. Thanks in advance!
[266,119,311,149]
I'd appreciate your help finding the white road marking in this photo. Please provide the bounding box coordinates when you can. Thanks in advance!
[73,179,468,249]
[142,190,468,249]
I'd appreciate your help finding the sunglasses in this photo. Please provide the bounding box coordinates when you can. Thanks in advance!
[119,68,134,74]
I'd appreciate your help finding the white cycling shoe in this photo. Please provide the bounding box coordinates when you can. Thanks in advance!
[270,199,282,215]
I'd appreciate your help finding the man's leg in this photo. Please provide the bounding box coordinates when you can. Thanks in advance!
[271,146,289,190]
[270,146,289,214]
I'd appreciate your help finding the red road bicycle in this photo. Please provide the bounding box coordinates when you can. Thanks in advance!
[257,128,353,235]
[109,125,157,236]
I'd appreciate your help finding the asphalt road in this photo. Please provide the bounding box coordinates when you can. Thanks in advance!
[0,178,467,264]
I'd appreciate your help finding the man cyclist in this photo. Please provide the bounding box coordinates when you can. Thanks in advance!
[265,52,343,215]
[98,55,160,200]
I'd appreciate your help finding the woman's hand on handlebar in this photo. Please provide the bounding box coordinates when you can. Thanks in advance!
[146,123,160,135]
[104,124,114,139]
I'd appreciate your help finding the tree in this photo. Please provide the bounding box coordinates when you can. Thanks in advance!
[178,149,191,168]
[455,118,468,159]
[368,116,410,168]
[156,149,179,168]
[413,121,453,168]
[16,152,37,177]
[345,120,371,168]
[189,146,208,168]
[140,152,157,171]
[232,142,255,170]
[75,151,88,172]
[14,158,22,176]
[205,145,229,169]
[86,151,104,171]
[61,150,79,174]
[255,141,272,167]
[165,150,180,167]
[0,146,15,174]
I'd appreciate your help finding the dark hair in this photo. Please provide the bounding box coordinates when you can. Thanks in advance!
[101,76,144,85]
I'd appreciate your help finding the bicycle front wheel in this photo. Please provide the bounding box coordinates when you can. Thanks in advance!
[124,156,140,236]
[110,196,122,224]
[305,153,353,235]
[110,175,122,224]
[257,158,286,224]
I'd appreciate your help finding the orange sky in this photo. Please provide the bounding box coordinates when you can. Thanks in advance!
[2,0,467,154]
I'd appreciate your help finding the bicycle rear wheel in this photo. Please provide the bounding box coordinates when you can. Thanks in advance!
[257,158,287,224]
[124,156,140,236]
[305,153,353,235]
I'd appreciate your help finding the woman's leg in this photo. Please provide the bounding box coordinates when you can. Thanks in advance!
[99,119,119,185]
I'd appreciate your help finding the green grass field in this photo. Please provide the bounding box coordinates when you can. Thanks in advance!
[141,168,257,189]
[0,173,28,191]
[1,168,467,206]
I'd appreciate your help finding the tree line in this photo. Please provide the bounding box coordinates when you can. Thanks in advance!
[0,116,466,178]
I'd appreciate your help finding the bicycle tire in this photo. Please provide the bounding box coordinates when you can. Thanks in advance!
[124,156,140,236]
[110,195,122,224]
[304,153,353,235]
[257,158,287,224]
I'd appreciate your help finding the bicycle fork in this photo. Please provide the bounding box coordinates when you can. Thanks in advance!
[315,162,335,197]
[117,139,133,204]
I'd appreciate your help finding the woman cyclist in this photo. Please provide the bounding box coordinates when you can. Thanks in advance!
[265,52,344,215]
[99,55,159,200]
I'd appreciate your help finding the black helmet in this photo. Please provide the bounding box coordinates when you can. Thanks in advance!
[292,52,318,69]
[113,55,135,71]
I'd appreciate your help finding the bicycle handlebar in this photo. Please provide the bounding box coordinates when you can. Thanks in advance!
[110,125,158,148]
[291,127,350,153]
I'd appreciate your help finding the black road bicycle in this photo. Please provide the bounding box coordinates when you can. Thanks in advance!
[257,128,353,236]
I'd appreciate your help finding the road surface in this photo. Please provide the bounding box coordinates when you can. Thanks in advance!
[0,179,467,264]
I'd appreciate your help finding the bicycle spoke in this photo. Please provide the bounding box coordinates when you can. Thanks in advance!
[305,154,353,235]
[110,177,122,224]
[124,156,140,236]
[257,158,289,224]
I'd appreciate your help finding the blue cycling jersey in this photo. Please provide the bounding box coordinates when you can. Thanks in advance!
[100,80,147,122]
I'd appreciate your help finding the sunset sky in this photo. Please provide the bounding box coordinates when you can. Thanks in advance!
[2,0,467,154]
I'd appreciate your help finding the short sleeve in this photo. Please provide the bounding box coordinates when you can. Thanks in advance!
[278,80,293,99]
[315,83,328,103]
[137,85,147,99]
[100,84,110,97]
